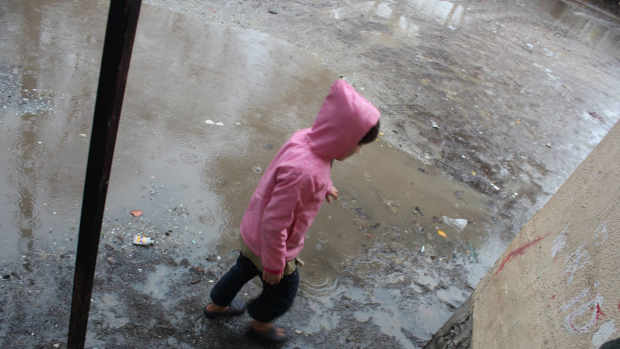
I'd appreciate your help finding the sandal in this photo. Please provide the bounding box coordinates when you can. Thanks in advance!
[250,324,289,343]
[203,298,246,319]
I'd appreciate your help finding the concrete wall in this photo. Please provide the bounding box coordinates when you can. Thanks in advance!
[471,120,620,348]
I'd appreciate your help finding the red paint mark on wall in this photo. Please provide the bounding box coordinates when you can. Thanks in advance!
[564,295,604,334]
[596,304,606,320]
[494,233,551,276]
[617,301,620,311]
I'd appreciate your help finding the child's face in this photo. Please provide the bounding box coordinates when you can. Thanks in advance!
[336,144,362,161]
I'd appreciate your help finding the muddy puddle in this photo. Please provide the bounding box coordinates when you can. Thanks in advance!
[0,0,580,347]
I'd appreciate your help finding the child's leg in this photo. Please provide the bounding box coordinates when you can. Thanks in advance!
[209,253,259,307]
[247,268,299,323]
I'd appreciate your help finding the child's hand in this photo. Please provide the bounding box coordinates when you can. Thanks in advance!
[326,186,339,204]
[263,270,283,285]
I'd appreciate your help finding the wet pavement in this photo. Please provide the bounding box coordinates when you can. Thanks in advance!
[1,0,619,348]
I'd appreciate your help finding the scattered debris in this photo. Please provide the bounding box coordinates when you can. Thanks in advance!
[2,275,10,279]
[545,143,552,148]
[206,8,216,12]
[106,257,116,264]
[79,134,87,137]
[432,216,442,223]
[379,132,384,136]
[208,280,214,283]
[370,223,381,229]
[562,84,572,90]
[442,216,468,232]
[471,171,476,175]
[430,120,440,129]
[418,168,427,173]
[130,210,143,217]
[215,122,224,126]
[352,207,370,219]
[191,279,202,284]
[268,10,278,14]
[133,236,154,245]
[252,166,262,174]
[205,119,215,125]
[265,144,274,150]
[295,330,303,334]
[490,183,501,191]
[421,246,425,253]
[414,206,424,217]
[524,43,534,53]
[437,230,447,238]
[589,112,605,123]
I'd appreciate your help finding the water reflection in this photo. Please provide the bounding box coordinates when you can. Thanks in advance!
[0,0,100,260]
[537,0,620,57]
[341,0,466,31]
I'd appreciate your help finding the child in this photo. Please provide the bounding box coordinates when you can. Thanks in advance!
[204,79,381,342]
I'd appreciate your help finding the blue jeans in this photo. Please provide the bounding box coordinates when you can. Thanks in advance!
[210,252,299,323]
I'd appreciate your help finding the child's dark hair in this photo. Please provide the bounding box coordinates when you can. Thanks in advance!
[359,120,380,145]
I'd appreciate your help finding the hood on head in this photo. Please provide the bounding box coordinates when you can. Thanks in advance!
[307,80,381,160]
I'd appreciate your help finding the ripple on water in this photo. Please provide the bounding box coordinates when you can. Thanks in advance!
[18,238,49,254]
[0,194,16,206]
[123,148,149,170]
[23,159,41,169]
[17,216,42,231]
[219,225,240,240]
[300,263,339,299]
[316,230,329,243]
[217,203,233,226]
[15,122,38,134]
[180,152,198,164]
[198,207,215,226]
[32,147,54,162]
[6,173,30,187]
[31,182,51,197]
[46,199,73,215]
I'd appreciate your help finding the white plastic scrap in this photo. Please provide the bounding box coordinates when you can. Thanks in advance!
[205,119,215,125]
[442,216,468,232]
[133,236,155,245]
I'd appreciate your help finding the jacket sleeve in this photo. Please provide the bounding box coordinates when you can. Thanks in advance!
[261,167,314,274]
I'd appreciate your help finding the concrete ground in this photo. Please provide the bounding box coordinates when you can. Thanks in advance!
[0,0,618,348]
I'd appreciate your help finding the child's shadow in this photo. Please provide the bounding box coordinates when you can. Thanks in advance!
[199,316,288,349]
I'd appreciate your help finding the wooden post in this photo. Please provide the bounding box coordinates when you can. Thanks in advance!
[67,0,142,347]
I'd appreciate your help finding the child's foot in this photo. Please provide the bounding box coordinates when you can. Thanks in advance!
[203,298,246,319]
[249,320,289,343]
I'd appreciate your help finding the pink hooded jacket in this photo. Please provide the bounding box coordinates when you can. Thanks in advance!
[240,80,381,274]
